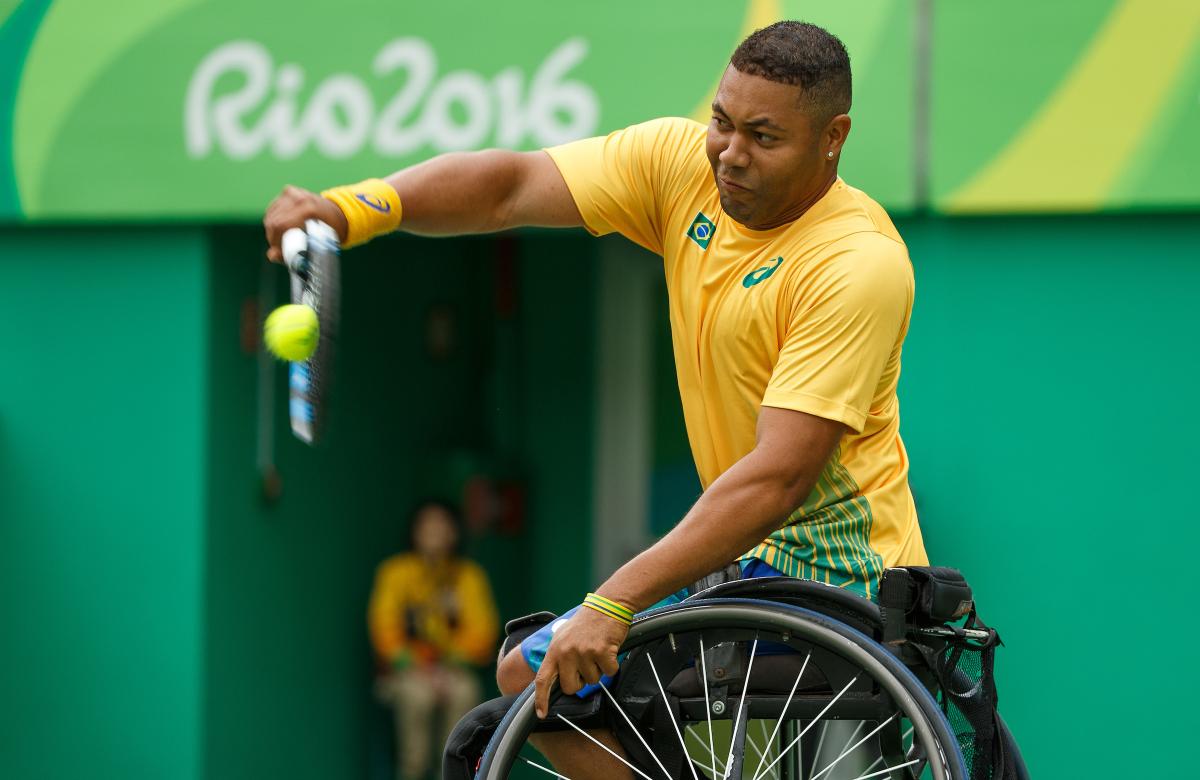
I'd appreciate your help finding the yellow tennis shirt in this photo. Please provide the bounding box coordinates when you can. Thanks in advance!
[546,118,927,599]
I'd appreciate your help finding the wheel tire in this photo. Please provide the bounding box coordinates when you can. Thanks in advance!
[477,599,968,780]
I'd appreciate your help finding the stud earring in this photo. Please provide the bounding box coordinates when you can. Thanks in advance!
[827,151,835,159]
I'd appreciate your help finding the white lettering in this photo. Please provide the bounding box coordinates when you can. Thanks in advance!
[492,67,527,148]
[526,38,598,146]
[424,71,492,151]
[185,40,273,159]
[373,38,436,156]
[185,38,599,160]
[267,65,307,159]
[303,75,373,158]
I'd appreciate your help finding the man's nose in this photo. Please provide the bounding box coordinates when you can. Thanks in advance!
[719,134,750,169]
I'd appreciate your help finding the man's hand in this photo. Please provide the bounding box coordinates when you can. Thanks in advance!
[262,185,349,262]
[533,607,627,719]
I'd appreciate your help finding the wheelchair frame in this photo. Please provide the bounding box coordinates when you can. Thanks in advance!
[450,578,1027,780]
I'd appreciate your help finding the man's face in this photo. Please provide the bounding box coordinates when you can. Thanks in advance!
[413,506,458,559]
[705,66,831,229]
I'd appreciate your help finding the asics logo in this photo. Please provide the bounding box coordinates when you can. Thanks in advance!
[356,193,391,213]
[742,256,784,288]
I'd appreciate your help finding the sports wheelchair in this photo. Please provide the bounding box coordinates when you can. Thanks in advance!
[446,567,1028,780]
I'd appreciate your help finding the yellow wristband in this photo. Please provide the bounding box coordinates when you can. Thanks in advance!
[583,593,635,625]
[320,179,403,248]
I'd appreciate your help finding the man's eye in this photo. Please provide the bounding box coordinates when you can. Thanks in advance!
[756,133,775,143]
[712,116,732,129]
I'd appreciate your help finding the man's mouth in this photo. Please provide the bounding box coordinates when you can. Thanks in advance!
[720,177,750,193]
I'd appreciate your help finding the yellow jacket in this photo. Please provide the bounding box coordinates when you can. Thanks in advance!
[367,553,499,666]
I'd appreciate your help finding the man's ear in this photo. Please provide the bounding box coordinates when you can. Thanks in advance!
[825,114,852,157]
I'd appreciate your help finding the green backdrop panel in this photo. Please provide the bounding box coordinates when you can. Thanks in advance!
[0,227,208,780]
[0,0,51,216]
[201,228,596,778]
[898,214,1200,777]
[932,0,1200,212]
[781,0,916,209]
[204,228,502,779]
[1,0,916,218]
[13,0,743,218]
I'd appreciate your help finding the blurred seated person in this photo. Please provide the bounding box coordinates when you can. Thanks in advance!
[369,499,500,780]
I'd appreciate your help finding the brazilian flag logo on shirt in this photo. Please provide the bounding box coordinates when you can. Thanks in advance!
[686,212,716,249]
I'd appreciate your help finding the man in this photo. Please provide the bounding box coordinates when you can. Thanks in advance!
[265,21,927,780]
[369,500,499,780]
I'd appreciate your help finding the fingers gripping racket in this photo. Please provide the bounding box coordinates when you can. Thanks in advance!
[280,220,341,445]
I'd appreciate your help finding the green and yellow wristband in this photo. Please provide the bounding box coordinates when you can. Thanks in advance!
[582,593,635,626]
[320,178,403,248]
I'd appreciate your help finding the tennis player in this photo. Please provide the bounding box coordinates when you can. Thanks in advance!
[265,21,928,780]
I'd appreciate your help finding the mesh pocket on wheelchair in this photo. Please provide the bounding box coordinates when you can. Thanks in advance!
[880,567,1018,780]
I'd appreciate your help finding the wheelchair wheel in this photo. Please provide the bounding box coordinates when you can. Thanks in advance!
[478,599,968,780]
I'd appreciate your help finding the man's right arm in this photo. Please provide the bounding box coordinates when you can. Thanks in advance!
[263,149,581,261]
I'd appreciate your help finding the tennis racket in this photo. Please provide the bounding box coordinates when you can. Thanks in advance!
[280,219,341,445]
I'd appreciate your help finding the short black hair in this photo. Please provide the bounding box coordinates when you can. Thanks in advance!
[730,21,852,122]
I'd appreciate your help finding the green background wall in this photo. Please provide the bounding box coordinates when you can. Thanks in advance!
[0,227,208,779]
[899,214,1200,777]
[201,229,498,780]
[199,229,596,779]
[8,0,1200,217]
[2,215,1197,778]
[0,226,596,779]
[2,2,1198,777]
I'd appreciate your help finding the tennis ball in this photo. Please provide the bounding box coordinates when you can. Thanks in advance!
[264,304,319,362]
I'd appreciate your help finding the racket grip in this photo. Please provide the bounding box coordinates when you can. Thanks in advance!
[281,227,309,274]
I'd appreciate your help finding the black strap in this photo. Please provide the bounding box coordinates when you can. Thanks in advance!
[879,566,977,644]
[878,568,916,644]
[687,563,743,598]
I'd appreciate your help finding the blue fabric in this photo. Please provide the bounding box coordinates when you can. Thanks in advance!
[739,557,786,579]
[519,559,788,697]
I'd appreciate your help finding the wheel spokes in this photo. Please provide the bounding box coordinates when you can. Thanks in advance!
[843,759,919,780]
[512,624,948,780]
[600,681,676,780]
[522,757,574,780]
[685,725,728,777]
[749,653,810,780]
[810,717,895,780]
[554,713,658,780]
[698,637,719,780]
[723,639,759,780]
[750,675,860,780]
[646,654,701,780]
[756,720,780,780]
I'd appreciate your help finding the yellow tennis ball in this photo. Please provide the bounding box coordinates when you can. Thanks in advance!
[264,304,319,361]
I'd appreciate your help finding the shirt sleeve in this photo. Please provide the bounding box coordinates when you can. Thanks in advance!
[366,559,408,661]
[449,562,500,665]
[761,234,913,434]
[544,117,703,255]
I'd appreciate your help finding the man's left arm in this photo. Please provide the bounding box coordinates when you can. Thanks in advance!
[533,406,843,717]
